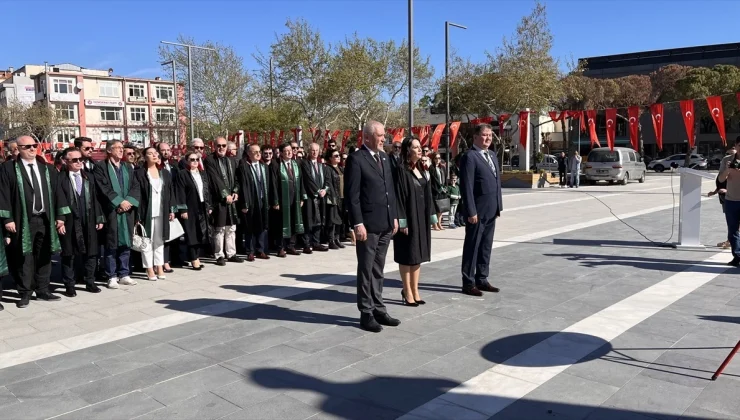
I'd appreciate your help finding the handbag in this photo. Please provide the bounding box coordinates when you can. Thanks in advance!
[435,197,451,213]
[131,223,152,253]
[167,218,185,242]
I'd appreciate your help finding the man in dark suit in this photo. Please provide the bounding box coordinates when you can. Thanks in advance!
[344,121,400,333]
[0,136,70,308]
[74,137,97,173]
[459,124,503,296]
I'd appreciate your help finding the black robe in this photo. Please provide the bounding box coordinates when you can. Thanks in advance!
[393,166,434,266]
[176,169,212,247]
[300,159,328,228]
[93,159,141,250]
[0,158,70,257]
[57,169,104,257]
[270,159,306,238]
[324,165,343,226]
[204,154,239,227]
[133,168,176,242]
[237,160,272,234]
[430,164,448,200]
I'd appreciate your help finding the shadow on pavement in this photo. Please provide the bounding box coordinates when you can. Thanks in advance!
[543,252,728,273]
[480,332,611,365]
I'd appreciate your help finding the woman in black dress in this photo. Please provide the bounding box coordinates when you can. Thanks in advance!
[323,149,345,249]
[394,137,436,306]
[176,152,212,270]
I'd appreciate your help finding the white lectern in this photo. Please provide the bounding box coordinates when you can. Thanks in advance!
[675,167,716,249]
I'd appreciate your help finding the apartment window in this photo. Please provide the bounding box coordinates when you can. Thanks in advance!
[129,107,147,122]
[128,84,145,98]
[53,78,74,94]
[99,81,120,98]
[155,108,175,122]
[100,129,122,141]
[55,127,79,143]
[55,104,76,121]
[129,130,148,146]
[157,130,175,143]
[100,107,121,121]
[155,86,173,101]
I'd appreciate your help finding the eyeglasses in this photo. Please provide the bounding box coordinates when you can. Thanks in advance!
[125,152,135,156]
[67,157,83,163]
[188,158,199,162]
[217,144,228,148]
[192,146,205,150]
[393,146,400,149]
[19,144,38,150]
[82,147,93,151]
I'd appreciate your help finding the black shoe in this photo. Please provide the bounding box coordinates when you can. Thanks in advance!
[16,295,29,308]
[216,257,226,266]
[0,302,4,311]
[416,299,426,305]
[314,244,329,252]
[86,284,102,293]
[373,311,401,327]
[401,291,419,307]
[328,242,339,250]
[163,268,174,274]
[729,257,740,267]
[360,313,383,333]
[228,255,244,263]
[478,283,501,293]
[37,292,61,301]
[335,240,345,249]
[462,286,483,297]
[64,286,77,298]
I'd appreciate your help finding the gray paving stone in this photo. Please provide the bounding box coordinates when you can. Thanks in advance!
[111,334,162,351]
[639,351,729,389]
[144,316,236,342]
[143,365,243,406]
[307,396,403,420]
[688,377,740,418]
[416,346,496,383]
[353,346,439,377]
[221,344,310,373]
[69,364,177,404]
[94,342,189,375]
[156,351,218,376]
[343,326,421,355]
[34,342,129,374]
[467,328,556,363]
[6,363,110,398]
[405,328,479,357]
[601,374,702,419]
[605,330,677,367]
[284,366,378,406]
[56,390,164,420]
[285,325,367,354]
[682,405,740,420]
[395,313,459,335]
[211,377,284,409]
[195,342,247,362]
[671,329,740,363]
[219,394,319,420]
[430,302,491,320]
[0,362,47,387]
[564,352,649,389]
[284,345,370,377]
[0,386,18,408]
[0,389,88,420]
[135,391,241,420]
[169,325,256,351]
[224,326,305,354]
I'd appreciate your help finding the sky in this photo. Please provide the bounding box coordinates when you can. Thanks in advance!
[4,0,740,85]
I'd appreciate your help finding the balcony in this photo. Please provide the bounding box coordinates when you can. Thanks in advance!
[49,92,80,103]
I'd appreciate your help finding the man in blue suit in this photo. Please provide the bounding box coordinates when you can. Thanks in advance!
[459,124,503,296]
[344,121,400,332]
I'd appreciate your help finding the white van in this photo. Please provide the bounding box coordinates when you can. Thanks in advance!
[584,147,646,185]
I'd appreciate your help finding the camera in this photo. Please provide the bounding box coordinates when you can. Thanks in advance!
[730,159,740,170]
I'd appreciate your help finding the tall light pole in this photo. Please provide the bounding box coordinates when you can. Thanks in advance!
[445,21,467,177]
[269,57,274,110]
[407,0,414,134]
[160,41,216,142]
[160,60,179,146]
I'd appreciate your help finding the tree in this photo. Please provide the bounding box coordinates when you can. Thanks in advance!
[237,102,303,135]
[0,101,63,142]
[158,35,252,141]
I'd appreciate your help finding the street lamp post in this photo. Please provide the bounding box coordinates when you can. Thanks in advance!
[407,0,413,134]
[445,21,467,177]
[160,41,216,141]
[160,60,179,147]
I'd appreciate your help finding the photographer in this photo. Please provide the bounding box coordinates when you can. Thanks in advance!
[718,137,740,266]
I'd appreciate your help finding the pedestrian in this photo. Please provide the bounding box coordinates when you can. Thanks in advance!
[569,150,581,188]
[557,151,567,188]
[448,174,461,229]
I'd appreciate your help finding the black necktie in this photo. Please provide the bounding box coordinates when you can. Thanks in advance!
[374,153,383,174]
[28,164,43,213]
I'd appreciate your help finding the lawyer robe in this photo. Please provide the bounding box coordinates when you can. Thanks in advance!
[57,169,104,257]
[93,159,141,249]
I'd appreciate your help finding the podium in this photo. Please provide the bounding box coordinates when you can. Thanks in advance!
[674,167,716,249]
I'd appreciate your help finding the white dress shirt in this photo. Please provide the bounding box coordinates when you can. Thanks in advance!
[190,169,204,202]
[21,159,45,213]
[149,175,163,217]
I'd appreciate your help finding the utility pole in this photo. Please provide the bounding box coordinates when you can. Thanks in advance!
[407,0,414,134]
[445,21,467,177]
[161,60,179,146]
[269,57,274,110]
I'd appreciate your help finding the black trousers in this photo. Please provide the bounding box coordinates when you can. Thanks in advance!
[14,214,52,295]
[324,223,338,242]
[304,226,322,247]
[246,230,268,254]
[279,235,296,252]
[356,229,391,315]
[187,244,204,261]
[235,222,247,253]
[61,254,97,286]
[559,170,566,186]
[461,216,496,288]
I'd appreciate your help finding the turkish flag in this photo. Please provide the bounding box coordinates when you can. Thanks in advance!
[270,131,276,148]
[650,104,664,151]
[430,123,445,151]
[585,110,601,148]
[411,126,421,140]
[498,114,510,138]
[628,106,640,151]
[680,100,696,149]
[357,130,363,148]
[518,111,529,149]
[420,125,431,147]
[449,122,461,149]
[567,110,586,132]
[342,130,351,151]
[394,128,405,142]
[548,111,565,122]
[706,96,727,146]
[278,130,285,144]
[605,108,617,151]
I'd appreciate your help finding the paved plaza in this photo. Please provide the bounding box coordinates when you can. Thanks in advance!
[1,174,739,419]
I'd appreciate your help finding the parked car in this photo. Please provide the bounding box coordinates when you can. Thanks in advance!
[536,154,559,174]
[647,154,707,172]
[583,147,646,185]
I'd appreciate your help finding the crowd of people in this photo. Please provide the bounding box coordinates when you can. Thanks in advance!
[0,121,491,317]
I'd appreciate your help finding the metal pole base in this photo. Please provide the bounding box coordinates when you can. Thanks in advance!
[711,340,740,380]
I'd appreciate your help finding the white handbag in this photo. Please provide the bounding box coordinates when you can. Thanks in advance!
[131,223,152,253]
[167,218,185,242]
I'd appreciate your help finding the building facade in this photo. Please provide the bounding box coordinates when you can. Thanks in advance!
[1,63,186,148]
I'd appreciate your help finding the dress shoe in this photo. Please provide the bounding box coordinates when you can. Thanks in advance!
[302,247,313,254]
[286,248,300,256]
[360,313,383,333]
[314,244,329,252]
[277,250,287,258]
[247,254,255,262]
[0,302,4,311]
[373,311,401,327]
[86,284,102,293]
[216,257,226,266]
[462,286,483,297]
[328,242,339,250]
[64,286,77,298]
[401,291,419,307]
[228,255,244,263]
[37,292,61,301]
[192,265,203,271]
[335,240,345,249]
[478,283,500,293]
[256,252,270,260]
[729,257,740,267]
[16,295,29,308]
[163,268,174,274]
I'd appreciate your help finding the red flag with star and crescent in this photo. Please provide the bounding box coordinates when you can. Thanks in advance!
[605,108,617,151]
[518,111,529,149]
[706,96,727,146]
[449,122,461,149]
[585,110,601,148]
[650,104,664,151]
[628,106,640,151]
[680,100,696,149]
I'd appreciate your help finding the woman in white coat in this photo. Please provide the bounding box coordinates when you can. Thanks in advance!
[569,151,582,188]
